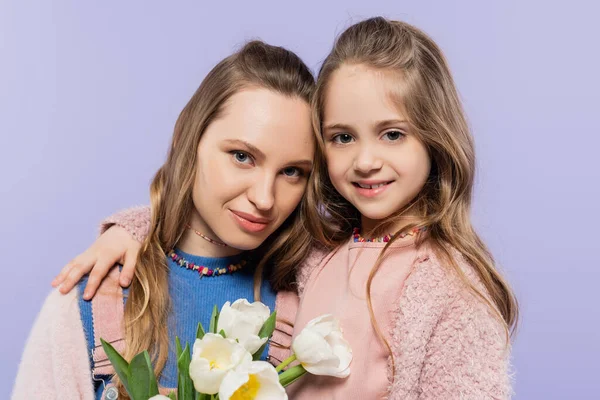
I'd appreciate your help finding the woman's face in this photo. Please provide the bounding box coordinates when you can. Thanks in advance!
[190,87,314,252]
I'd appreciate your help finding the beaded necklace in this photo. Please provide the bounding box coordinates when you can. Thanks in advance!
[168,250,246,277]
[186,224,228,247]
[352,226,427,243]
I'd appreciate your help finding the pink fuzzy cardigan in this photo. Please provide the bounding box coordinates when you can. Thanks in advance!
[12,206,513,399]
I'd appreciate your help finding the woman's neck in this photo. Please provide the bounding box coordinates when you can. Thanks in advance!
[177,213,243,258]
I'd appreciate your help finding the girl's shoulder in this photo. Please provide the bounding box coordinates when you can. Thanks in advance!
[390,245,512,398]
[408,243,498,311]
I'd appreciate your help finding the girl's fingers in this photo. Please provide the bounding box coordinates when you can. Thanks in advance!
[120,252,136,287]
[51,260,76,287]
[82,257,117,300]
[58,258,94,294]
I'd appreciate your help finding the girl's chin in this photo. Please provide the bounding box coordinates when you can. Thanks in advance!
[357,209,395,225]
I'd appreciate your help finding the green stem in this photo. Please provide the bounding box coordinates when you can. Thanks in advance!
[278,364,307,387]
[275,353,297,373]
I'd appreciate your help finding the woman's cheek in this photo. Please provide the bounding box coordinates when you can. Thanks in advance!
[278,183,304,216]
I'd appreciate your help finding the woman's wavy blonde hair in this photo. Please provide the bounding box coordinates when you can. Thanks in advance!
[301,17,519,378]
[117,40,316,397]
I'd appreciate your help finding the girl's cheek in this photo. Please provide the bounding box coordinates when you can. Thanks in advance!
[327,162,342,182]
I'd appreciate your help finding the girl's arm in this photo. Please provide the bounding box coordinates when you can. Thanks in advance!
[388,251,513,399]
[52,206,150,299]
[415,294,513,399]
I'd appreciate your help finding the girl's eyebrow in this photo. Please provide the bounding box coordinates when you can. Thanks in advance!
[322,122,352,132]
[374,119,409,130]
[323,119,409,132]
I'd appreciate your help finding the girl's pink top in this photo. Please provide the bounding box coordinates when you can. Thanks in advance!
[289,236,418,398]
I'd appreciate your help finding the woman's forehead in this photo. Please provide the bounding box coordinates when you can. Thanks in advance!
[205,87,315,163]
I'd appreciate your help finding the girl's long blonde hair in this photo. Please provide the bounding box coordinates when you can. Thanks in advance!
[302,17,518,378]
[117,41,316,397]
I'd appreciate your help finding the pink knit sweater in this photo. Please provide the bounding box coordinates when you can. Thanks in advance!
[292,238,512,399]
[13,206,513,399]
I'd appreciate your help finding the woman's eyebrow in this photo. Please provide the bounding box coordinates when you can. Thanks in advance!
[224,139,313,167]
[292,160,314,168]
[223,139,265,159]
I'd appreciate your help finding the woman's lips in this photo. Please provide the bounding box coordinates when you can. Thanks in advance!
[229,210,270,233]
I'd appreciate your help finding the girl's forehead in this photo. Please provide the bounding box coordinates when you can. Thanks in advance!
[322,65,407,126]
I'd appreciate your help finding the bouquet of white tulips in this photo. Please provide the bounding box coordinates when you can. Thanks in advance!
[102,299,352,400]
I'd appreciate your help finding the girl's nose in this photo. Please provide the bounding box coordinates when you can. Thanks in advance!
[353,145,383,173]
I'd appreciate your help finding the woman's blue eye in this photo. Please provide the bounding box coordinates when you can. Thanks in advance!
[282,167,302,177]
[383,130,405,141]
[233,151,252,164]
[333,133,354,144]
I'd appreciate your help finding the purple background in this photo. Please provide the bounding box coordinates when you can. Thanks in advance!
[1,1,598,398]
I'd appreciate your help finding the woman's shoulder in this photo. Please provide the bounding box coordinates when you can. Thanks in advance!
[18,288,85,370]
[13,288,94,399]
[39,287,82,323]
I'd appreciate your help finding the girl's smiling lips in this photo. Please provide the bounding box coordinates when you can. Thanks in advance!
[229,210,271,232]
[351,180,394,198]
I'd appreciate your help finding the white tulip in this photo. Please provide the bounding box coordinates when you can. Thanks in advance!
[219,360,287,400]
[189,333,252,395]
[149,396,171,400]
[292,314,352,378]
[217,299,271,354]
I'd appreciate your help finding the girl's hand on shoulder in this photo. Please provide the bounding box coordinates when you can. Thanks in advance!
[51,226,141,300]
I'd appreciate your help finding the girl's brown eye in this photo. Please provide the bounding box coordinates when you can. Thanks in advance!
[333,133,354,144]
[383,130,405,141]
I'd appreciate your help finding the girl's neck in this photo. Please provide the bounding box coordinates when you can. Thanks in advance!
[177,213,243,258]
[360,213,424,239]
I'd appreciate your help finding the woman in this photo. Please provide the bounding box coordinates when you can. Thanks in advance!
[13,40,318,399]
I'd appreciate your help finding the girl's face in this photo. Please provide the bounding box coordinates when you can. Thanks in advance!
[322,64,431,231]
[190,87,314,252]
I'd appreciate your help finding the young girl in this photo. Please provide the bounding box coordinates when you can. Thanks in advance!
[55,17,516,399]
[13,41,318,399]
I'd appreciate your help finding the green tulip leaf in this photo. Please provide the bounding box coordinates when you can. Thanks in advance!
[253,311,277,360]
[177,343,194,400]
[128,350,159,399]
